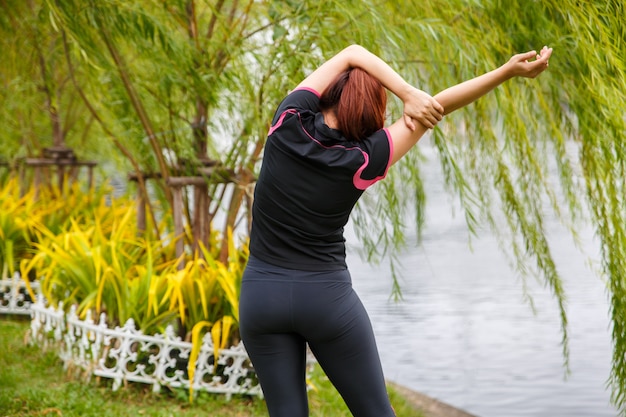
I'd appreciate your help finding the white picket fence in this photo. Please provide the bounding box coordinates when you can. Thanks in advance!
[28,297,263,399]
[2,273,263,399]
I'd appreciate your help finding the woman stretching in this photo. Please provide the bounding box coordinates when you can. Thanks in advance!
[239,44,552,417]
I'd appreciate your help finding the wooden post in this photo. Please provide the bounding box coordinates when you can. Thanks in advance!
[193,183,210,254]
[88,166,94,190]
[171,184,185,270]
[136,189,146,235]
[33,167,41,199]
[57,165,65,191]
[19,162,26,197]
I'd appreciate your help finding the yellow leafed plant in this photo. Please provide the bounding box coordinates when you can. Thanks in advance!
[19,191,180,333]
[8,180,250,397]
[0,179,65,280]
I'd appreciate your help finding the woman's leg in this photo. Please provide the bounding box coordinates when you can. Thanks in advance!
[294,278,396,417]
[240,328,308,417]
[239,263,309,417]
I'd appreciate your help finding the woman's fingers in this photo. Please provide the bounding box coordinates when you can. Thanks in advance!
[434,102,444,120]
[404,113,417,131]
[432,98,444,115]
[516,50,538,63]
[528,47,552,76]
[510,47,552,78]
[403,89,443,129]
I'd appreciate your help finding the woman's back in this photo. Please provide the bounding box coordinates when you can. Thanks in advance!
[249,89,392,271]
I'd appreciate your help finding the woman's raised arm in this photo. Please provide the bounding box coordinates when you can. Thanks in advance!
[387,46,553,165]
[435,47,552,115]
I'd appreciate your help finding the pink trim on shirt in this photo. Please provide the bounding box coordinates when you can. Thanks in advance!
[352,153,373,190]
[268,109,297,136]
[351,129,392,190]
[293,86,321,97]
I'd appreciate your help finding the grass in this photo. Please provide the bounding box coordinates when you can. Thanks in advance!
[0,317,423,416]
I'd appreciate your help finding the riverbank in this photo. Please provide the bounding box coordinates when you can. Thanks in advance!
[389,382,478,417]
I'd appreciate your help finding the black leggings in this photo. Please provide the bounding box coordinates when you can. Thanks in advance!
[239,256,396,417]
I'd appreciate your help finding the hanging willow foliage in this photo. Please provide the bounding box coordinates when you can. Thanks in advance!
[1,0,625,411]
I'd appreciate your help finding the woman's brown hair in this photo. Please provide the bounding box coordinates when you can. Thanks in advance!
[319,68,387,142]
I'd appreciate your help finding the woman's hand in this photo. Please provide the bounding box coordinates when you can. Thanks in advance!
[402,87,444,130]
[505,46,553,79]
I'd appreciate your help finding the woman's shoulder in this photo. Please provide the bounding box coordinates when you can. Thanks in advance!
[275,88,320,114]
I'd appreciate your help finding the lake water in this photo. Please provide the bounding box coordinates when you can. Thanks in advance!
[346,143,617,417]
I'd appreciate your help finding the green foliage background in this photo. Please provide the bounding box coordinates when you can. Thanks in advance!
[1,0,624,412]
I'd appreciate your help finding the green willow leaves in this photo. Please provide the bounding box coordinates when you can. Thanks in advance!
[1,0,625,412]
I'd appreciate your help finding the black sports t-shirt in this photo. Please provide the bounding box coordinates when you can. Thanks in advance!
[249,87,393,271]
